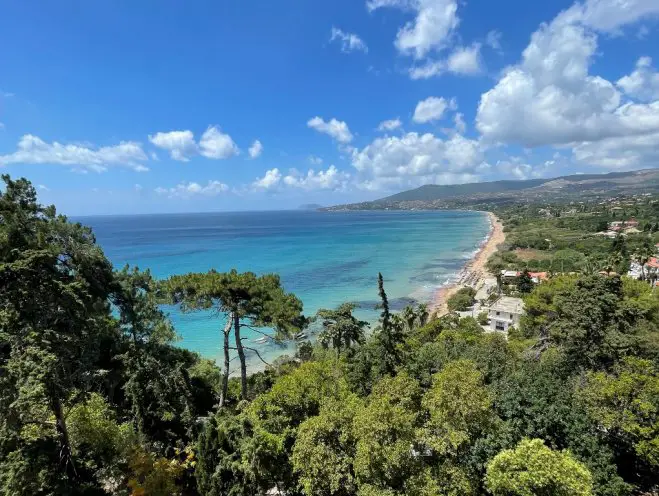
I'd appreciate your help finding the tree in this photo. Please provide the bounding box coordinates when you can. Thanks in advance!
[353,372,422,493]
[517,269,534,294]
[421,360,497,458]
[485,438,593,496]
[633,237,655,281]
[162,269,305,402]
[292,394,363,496]
[375,273,402,375]
[316,303,369,355]
[0,175,114,492]
[447,287,476,312]
[578,357,659,471]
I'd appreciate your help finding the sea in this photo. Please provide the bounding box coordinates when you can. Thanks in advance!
[79,210,490,370]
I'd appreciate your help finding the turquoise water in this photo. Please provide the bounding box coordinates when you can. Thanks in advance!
[80,210,489,369]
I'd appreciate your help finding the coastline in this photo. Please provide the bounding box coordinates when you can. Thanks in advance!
[430,212,505,316]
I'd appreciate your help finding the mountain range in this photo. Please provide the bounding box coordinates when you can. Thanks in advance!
[325,169,659,211]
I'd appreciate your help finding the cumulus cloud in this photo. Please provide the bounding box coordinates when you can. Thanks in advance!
[617,57,659,102]
[248,140,263,159]
[572,131,659,170]
[446,43,482,74]
[253,166,350,191]
[307,116,354,143]
[476,4,659,149]
[413,96,456,123]
[199,126,239,159]
[0,134,149,172]
[283,165,350,190]
[148,130,197,161]
[155,180,229,198]
[308,155,324,165]
[378,118,403,131]
[253,168,283,189]
[351,132,483,185]
[149,126,239,161]
[330,27,368,53]
[570,0,659,32]
[368,0,460,59]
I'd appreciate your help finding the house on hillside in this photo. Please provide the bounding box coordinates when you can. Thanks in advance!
[500,270,520,283]
[528,272,548,283]
[488,296,525,333]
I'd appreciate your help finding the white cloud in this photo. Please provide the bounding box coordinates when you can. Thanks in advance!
[571,0,659,32]
[248,140,263,159]
[453,112,466,133]
[253,166,349,191]
[0,134,149,172]
[307,116,354,143]
[486,30,502,51]
[199,126,239,159]
[155,180,229,198]
[409,60,445,79]
[476,5,659,148]
[446,43,482,74]
[409,43,482,79]
[378,118,403,131]
[148,130,197,161]
[351,132,484,185]
[283,165,350,190]
[572,131,659,170]
[368,0,460,59]
[413,96,456,123]
[617,57,659,102]
[253,168,283,189]
[37,184,49,191]
[308,155,324,165]
[149,126,239,161]
[330,27,368,53]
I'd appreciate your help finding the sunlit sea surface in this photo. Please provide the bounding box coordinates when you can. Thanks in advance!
[80,210,490,370]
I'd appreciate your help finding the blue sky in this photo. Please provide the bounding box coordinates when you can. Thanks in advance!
[1,0,659,215]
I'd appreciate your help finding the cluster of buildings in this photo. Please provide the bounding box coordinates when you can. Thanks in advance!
[597,218,642,238]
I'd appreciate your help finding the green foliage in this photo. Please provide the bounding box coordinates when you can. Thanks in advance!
[421,360,497,457]
[353,373,422,492]
[485,438,593,496]
[1,176,659,496]
[292,394,363,496]
[447,287,476,312]
[316,303,369,354]
[578,358,659,469]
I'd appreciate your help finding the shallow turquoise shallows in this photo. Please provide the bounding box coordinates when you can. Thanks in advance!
[79,210,490,370]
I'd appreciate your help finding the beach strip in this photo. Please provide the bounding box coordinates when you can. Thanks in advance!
[431,212,505,316]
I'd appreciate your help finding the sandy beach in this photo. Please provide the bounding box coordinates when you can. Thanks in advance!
[431,212,506,316]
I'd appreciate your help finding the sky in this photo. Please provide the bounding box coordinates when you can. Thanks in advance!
[1,0,659,215]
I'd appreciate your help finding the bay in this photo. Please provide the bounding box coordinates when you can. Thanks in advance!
[79,210,490,370]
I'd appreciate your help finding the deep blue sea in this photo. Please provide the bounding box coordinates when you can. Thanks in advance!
[79,210,489,370]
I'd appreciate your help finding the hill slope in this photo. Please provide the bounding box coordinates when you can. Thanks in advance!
[326,169,659,210]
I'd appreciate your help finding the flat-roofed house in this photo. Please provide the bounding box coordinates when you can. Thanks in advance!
[488,296,525,333]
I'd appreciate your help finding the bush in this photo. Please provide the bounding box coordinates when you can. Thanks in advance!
[447,287,477,312]
[477,311,489,326]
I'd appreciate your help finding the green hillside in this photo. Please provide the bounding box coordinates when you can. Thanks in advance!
[327,169,659,210]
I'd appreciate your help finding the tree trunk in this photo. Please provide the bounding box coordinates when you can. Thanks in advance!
[233,313,248,400]
[218,316,232,408]
[51,394,78,481]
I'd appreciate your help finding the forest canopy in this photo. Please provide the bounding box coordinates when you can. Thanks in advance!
[1,175,658,495]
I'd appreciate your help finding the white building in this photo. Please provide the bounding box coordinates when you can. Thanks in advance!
[488,296,525,333]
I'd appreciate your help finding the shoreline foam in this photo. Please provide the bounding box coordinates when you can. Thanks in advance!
[430,212,505,317]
